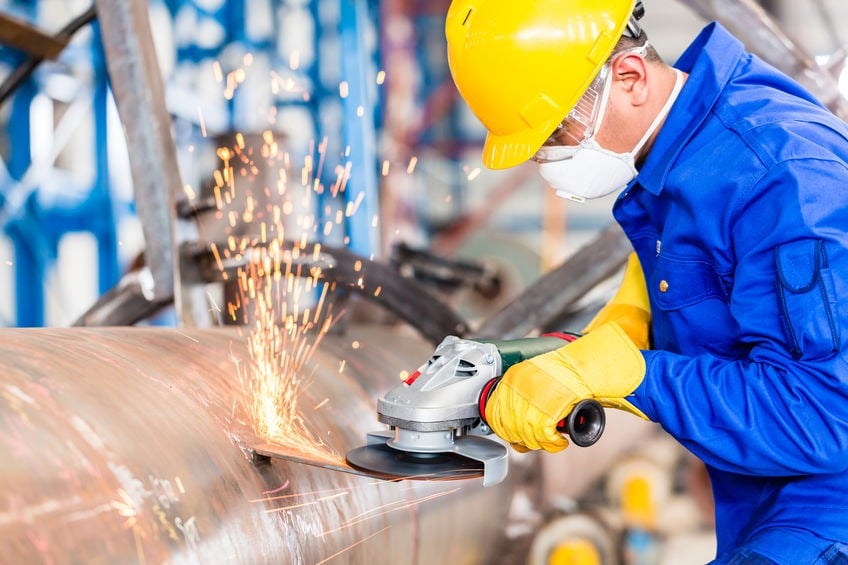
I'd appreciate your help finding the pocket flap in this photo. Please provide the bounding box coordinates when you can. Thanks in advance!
[651,255,728,311]
[776,239,820,293]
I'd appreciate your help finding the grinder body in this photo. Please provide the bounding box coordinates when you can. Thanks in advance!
[346,334,605,486]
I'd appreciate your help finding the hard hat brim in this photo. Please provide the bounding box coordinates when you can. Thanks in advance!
[482,122,554,170]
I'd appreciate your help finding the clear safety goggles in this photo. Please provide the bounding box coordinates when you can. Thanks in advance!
[532,44,649,164]
[542,64,610,149]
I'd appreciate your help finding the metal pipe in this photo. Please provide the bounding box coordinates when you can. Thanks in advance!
[0,326,514,563]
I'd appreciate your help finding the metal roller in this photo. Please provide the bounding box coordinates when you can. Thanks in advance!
[0,326,515,563]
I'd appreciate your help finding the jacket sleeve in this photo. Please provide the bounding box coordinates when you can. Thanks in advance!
[631,159,848,477]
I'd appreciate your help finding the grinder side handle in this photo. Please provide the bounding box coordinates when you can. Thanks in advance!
[478,377,605,448]
[479,333,605,447]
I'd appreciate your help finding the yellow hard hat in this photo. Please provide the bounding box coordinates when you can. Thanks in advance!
[446,0,639,169]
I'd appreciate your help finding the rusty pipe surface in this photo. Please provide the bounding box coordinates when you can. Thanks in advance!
[0,326,514,563]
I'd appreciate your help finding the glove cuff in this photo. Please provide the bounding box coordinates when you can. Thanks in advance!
[614,252,650,309]
[564,322,646,399]
[581,253,652,348]
[582,303,651,350]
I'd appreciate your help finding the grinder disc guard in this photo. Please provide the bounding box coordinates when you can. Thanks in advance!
[345,442,483,481]
[345,429,507,486]
[351,335,524,487]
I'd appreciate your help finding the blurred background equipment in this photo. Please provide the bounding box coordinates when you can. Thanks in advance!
[0,0,846,563]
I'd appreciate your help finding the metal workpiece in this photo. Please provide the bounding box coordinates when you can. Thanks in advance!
[0,326,514,563]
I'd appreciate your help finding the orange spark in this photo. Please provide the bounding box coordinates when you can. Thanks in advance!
[319,489,460,537]
[315,526,390,565]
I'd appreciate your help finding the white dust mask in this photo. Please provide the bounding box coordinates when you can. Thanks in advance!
[537,69,684,203]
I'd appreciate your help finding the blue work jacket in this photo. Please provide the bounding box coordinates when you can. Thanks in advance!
[620,23,848,562]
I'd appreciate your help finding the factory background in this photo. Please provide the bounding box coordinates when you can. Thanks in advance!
[7,0,848,329]
[1,1,847,564]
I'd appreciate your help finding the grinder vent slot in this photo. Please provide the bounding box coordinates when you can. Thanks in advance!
[456,359,477,378]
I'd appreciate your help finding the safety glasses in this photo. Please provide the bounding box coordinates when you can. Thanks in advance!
[543,63,610,149]
[533,44,649,164]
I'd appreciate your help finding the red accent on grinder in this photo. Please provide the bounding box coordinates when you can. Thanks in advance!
[541,332,579,342]
[404,370,421,385]
[478,377,500,422]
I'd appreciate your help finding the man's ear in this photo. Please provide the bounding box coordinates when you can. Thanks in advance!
[612,53,649,107]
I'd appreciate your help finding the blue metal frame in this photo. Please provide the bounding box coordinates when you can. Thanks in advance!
[339,0,379,257]
[90,22,121,296]
[3,0,43,326]
[0,0,393,325]
[0,5,122,327]
[6,77,42,326]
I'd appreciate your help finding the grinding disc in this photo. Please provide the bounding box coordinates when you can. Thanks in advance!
[345,442,483,481]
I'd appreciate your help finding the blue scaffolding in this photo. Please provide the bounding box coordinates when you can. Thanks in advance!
[0,0,392,327]
[0,2,121,327]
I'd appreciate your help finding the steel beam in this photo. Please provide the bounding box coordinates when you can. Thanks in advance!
[474,224,632,340]
[94,0,195,321]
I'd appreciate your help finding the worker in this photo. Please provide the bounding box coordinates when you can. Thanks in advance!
[445,1,848,563]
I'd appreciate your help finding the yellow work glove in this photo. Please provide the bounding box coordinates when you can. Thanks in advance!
[484,322,648,453]
[583,252,652,350]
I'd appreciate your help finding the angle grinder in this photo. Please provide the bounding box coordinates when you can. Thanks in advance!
[346,334,605,487]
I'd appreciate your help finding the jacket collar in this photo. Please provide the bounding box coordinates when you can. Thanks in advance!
[634,22,746,196]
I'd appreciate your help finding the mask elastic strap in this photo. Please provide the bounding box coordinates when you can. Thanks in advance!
[591,67,614,137]
[589,43,651,143]
[630,69,684,156]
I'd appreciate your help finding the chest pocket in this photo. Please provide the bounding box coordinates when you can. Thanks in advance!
[775,239,839,359]
[649,254,736,355]
[650,255,729,311]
